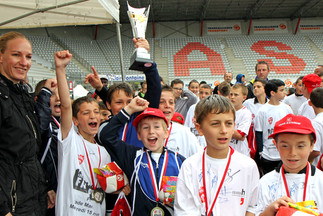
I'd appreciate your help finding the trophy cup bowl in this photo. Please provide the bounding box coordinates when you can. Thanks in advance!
[127,2,153,71]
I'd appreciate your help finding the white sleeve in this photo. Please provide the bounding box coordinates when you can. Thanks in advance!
[312,121,322,152]
[237,109,252,135]
[254,110,264,132]
[185,105,195,127]
[174,160,201,216]
[57,123,75,152]
[187,130,203,157]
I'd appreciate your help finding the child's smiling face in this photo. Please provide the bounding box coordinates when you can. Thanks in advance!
[275,133,314,173]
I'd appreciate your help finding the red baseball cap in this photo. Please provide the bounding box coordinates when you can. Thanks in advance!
[268,114,316,142]
[303,74,321,94]
[133,108,169,130]
[171,112,185,125]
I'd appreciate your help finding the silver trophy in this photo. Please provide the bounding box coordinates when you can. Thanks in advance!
[127,2,153,71]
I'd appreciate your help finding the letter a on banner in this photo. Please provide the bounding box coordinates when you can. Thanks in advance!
[174,42,226,76]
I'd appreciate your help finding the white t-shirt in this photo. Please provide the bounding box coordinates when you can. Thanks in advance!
[312,113,323,166]
[56,124,111,216]
[298,100,316,120]
[243,98,265,121]
[174,149,259,216]
[230,107,252,156]
[254,102,293,161]
[185,104,207,147]
[283,93,307,115]
[250,167,323,215]
[166,122,203,158]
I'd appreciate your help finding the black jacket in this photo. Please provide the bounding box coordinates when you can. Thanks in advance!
[36,88,59,192]
[0,74,46,216]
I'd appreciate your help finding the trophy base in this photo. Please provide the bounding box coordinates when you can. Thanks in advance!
[129,51,153,71]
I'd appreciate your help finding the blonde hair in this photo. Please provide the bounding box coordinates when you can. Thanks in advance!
[137,117,168,134]
[231,83,248,96]
[0,31,31,53]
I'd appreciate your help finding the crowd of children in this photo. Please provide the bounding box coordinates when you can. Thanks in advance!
[2,30,323,216]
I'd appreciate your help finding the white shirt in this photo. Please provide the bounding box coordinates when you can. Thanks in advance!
[243,98,265,121]
[174,149,259,216]
[185,104,207,147]
[254,102,293,161]
[298,100,316,120]
[230,107,252,156]
[312,112,323,166]
[283,93,307,115]
[166,122,203,158]
[56,125,111,216]
[250,167,323,215]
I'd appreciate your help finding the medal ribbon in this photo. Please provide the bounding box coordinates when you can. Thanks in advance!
[146,149,169,202]
[281,162,310,201]
[79,133,101,190]
[164,122,173,147]
[202,147,234,216]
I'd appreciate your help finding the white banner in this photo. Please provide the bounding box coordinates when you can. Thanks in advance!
[108,74,145,82]
[253,21,288,34]
[207,21,241,35]
[299,20,323,33]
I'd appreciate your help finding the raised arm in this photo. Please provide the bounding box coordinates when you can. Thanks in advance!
[55,50,72,140]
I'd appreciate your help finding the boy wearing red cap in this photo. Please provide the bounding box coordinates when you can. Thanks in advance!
[97,97,185,216]
[250,114,323,216]
[298,73,321,120]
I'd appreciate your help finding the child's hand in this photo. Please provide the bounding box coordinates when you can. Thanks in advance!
[54,50,72,69]
[84,66,103,91]
[47,190,56,209]
[124,96,149,115]
[133,38,149,52]
[261,196,295,216]
[43,78,57,92]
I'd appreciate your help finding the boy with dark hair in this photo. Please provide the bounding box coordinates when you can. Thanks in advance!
[55,50,112,216]
[250,114,323,215]
[230,84,253,156]
[85,38,161,149]
[174,95,259,215]
[98,99,185,215]
[254,79,293,175]
[188,79,199,97]
[309,87,323,167]
[283,76,307,115]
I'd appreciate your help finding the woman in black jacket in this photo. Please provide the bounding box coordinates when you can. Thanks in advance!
[0,32,47,216]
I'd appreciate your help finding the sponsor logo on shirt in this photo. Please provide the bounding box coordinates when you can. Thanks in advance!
[268,117,273,125]
[78,154,84,165]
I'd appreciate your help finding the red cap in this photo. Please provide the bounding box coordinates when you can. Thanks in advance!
[303,74,321,94]
[268,114,316,142]
[171,112,185,125]
[133,108,169,130]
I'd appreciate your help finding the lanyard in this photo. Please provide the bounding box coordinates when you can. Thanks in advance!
[202,147,234,216]
[146,149,168,202]
[164,122,173,147]
[51,116,60,128]
[281,162,310,201]
[79,133,101,190]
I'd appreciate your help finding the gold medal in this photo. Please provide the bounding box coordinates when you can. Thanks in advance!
[151,206,164,216]
[93,188,104,203]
